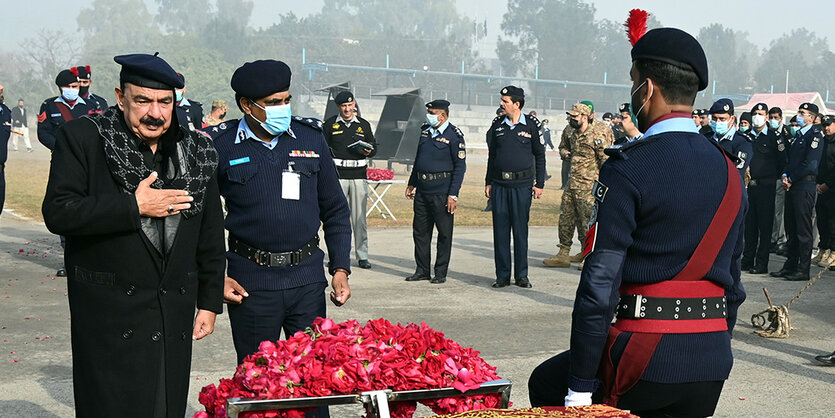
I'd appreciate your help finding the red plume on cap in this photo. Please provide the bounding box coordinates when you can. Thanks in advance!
[70,66,80,77]
[625,9,649,46]
[85,65,91,75]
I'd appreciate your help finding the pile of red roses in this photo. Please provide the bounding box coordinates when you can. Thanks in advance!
[367,168,395,181]
[195,318,504,418]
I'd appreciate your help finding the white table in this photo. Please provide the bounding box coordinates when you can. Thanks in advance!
[366,179,405,220]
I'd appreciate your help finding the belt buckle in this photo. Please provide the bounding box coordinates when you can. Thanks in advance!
[271,253,287,267]
[421,174,427,180]
[503,172,511,179]
[631,294,644,319]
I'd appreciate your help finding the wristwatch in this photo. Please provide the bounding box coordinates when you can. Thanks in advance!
[449,195,458,201]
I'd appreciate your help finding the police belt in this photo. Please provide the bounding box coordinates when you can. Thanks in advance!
[333,158,368,168]
[614,281,728,333]
[229,235,319,267]
[748,178,774,187]
[794,175,816,183]
[499,168,532,180]
[418,171,452,181]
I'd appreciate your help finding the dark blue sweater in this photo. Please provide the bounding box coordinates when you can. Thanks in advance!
[569,118,747,392]
[210,118,352,291]
[408,122,467,196]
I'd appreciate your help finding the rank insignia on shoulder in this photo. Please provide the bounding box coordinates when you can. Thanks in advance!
[458,150,466,159]
[592,180,608,202]
[453,126,464,138]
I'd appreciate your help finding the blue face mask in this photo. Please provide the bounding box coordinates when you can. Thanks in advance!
[628,80,651,130]
[790,126,799,136]
[711,120,730,136]
[251,101,291,135]
[175,90,183,102]
[768,119,780,130]
[426,113,440,128]
[739,125,750,133]
[62,88,79,102]
[796,115,807,128]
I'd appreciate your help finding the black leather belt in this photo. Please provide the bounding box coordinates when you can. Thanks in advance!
[418,171,451,181]
[229,235,319,267]
[748,178,774,187]
[616,295,727,320]
[500,169,532,180]
[795,175,816,182]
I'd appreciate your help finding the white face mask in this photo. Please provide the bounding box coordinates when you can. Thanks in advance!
[751,114,766,128]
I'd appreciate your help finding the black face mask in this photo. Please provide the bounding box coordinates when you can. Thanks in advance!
[79,85,90,96]
[568,119,581,129]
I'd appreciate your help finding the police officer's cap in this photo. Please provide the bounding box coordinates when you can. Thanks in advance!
[691,108,700,117]
[799,102,819,114]
[114,53,184,90]
[500,85,524,98]
[334,90,354,105]
[709,98,734,115]
[55,69,78,87]
[231,60,292,100]
[619,103,630,114]
[426,100,450,111]
[631,28,709,91]
[821,115,835,126]
[752,103,768,112]
[72,65,91,80]
[602,112,613,119]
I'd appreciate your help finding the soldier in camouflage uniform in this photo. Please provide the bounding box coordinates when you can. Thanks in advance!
[544,102,613,268]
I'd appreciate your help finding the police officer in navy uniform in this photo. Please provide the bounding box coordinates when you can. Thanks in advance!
[322,90,377,269]
[698,108,713,137]
[741,102,786,274]
[404,100,466,284]
[73,64,108,112]
[207,60,352,367]
[37,69,93,151]
[771,102,826,281]
[175,73,204,132]
[529,27,746,417]
[485,86,546,289]
[707,98,752,178]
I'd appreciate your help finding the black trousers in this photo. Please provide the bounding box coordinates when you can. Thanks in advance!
[528,351,724,418]
[491,184,532,279]
[783,187,817,274]
[816,191,835,250]
[742,181,776,269]
[412,192,454,277]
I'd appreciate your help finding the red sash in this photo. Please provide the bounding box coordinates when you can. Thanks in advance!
[55,102,75,122]
[600,146,742,407]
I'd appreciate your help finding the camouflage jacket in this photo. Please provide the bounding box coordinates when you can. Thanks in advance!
[558,119,613,190]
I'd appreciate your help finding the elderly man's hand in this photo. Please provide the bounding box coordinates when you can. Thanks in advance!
[135,171,194,217]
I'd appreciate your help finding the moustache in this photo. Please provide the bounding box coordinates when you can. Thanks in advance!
[140,116,166,127]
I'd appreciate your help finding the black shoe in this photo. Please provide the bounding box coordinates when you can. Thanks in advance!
[770,269,794,278]
[56,268,66,277]
[784,272,809,281]
[358,259,372,269]
[750,266,768,274]
[545,175,552,180]
[741,263,754,271]
[481,206,492,212]
[514,277,532,288]
[776,245,788,256]
[430,276,446,284]
[405,272,430,282]
[491,278,510,288]
[814,351,835,365]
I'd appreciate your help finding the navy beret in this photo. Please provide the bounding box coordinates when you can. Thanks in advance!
[426,99,450,110]
[821,115,835,126]
[691,108,700,117]
[619,103,630,113]
[334,90,354,105]
[799,102,819,114]
[602,112,613,119]
[751,102,768,112]
[500,85,524,98]
[231,60,292,99]
[631,28,709,91]
[709,98,734,115]
[72,65,91,79]
[55,69,78,87]
[114,53,183,90]
[176,72,185,86]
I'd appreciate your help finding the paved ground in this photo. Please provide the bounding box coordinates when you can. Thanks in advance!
[0,216,833,417]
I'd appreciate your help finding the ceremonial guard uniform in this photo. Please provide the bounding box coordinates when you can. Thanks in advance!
[771,103,826,281]
[37,69,94,151]
[529,27,746,417]
[708,98,753,179]
[322,91,377,269]
[742,103,786,273]
[485,86,546,288]
[72,65,108,112]
[405,100,466,284]
[208,60,352,366]
[175,73,204,132]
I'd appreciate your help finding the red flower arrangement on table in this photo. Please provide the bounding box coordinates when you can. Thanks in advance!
[366,168,395,181]
[196,318,506,418]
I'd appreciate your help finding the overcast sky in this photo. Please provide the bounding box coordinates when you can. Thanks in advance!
[3,0,833,59]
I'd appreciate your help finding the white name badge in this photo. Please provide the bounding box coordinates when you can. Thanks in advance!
[282,171,300,200]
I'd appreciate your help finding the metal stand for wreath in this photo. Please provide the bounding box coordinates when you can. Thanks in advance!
[226,379,513,418]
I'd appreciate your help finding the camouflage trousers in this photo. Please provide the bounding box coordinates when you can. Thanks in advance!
[558,188,595,250]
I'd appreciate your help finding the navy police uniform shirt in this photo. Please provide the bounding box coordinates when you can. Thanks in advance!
[176,98,204,132]
[37,96,95,151]
[710,128,753,177]
[408,120,467,196]
[568,116,746,393]
[785,124,825,192]
[82,93,108,113]
[485,113,546,188]
[748,127,787,180]
[208,116,351,292]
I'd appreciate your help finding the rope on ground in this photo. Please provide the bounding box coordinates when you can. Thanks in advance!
[751,267,828,338]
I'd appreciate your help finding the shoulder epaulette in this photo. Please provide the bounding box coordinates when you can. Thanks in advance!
[204,119,237,139]
[292,115,323,132]
[420,123,430,130]
[450,123,465,139]
[604,136,652,159]
[491,115,503,126]
[527,113,541,129]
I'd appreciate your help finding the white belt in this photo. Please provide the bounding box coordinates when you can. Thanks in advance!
[333,158,368,168]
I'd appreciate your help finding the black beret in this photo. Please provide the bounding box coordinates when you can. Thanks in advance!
[709,98,734,115]
[790,115,797,123]
[55,69,78,87]
[602,112,613,119]
[114,53,183,90]
[426,99,450,110]
[631,28,709,91]
[72,65,91,79]
[751,103,768,112]
[740,112,752,124]
[231,60,292,99]
[495,107,504,115]
[500,85,524,98]
[334,90,354,105]
[691,108,700,117]
[799,102,819,114]
[619,103,630,113]
[821,115,835,126]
